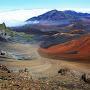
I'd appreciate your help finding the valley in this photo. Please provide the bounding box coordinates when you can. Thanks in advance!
[0,10,90,90]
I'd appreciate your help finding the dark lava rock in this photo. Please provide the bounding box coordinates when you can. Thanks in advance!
[58,68,70,75]
[0,64,10,73]
[81,73,90,84]
[40,34,81,48]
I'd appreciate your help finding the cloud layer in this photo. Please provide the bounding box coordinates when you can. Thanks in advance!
[0,9,49,26]
[0,8,89,26]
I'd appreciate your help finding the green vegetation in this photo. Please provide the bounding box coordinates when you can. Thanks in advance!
[0,22,12,34]
[18,32,33,40]
[0,23,6,29]
[0,22,34,42]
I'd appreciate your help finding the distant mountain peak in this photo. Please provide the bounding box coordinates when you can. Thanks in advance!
[26,9,66,22]
[47,9,59,13]
[26,9,90,27]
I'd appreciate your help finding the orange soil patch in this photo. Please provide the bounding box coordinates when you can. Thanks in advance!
[39,35,90,60]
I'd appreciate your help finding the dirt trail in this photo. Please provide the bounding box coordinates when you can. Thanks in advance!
[0,42,90,78]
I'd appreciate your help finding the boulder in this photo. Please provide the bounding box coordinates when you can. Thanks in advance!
[81,73,90,84]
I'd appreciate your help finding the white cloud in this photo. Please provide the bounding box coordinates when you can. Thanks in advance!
[0,8,89,27]
[0,9,49,26]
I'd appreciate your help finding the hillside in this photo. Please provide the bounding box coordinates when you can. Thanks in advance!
[0,23,34,43]
[0,23,12,41]
[39,34,90,60]
[0,63,90,90]
[27,10,90,22]
[12,10,90,35]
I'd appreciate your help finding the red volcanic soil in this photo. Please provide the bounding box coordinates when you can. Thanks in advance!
[38,34,90,60]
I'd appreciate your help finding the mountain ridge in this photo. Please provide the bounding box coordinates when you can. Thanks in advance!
[26,9,90,22]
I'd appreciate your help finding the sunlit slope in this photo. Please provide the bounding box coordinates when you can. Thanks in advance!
[39,34,90,60]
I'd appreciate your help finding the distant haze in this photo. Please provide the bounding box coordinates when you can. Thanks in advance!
[0,9,49,26]
[0,9,90,27]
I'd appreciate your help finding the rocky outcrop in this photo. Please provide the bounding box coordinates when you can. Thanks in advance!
[0,64,10,73]
[0,23,11,41]
[81,73,90,84]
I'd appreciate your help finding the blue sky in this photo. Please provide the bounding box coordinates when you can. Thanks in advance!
[0,0,90,11]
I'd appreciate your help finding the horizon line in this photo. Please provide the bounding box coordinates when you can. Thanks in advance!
[0,8,90,13]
